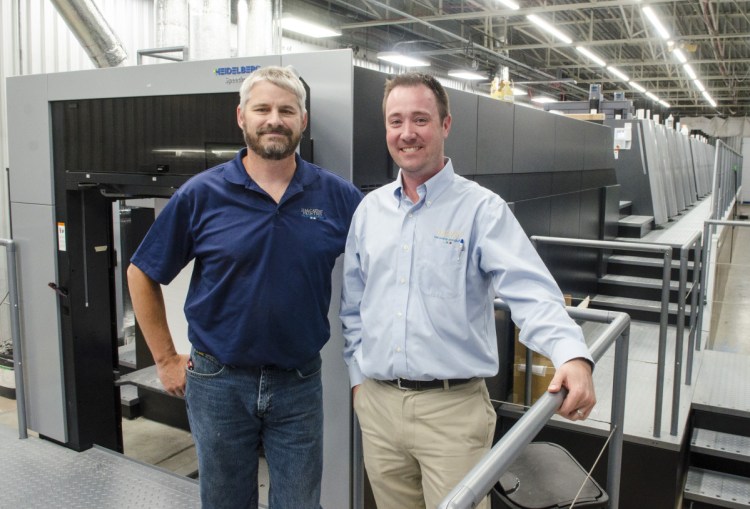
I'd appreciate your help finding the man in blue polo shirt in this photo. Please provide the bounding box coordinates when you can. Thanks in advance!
[127,66,362,509]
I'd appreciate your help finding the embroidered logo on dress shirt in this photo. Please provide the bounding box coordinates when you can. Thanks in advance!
[301,208,326,220]
[434,229,464,245]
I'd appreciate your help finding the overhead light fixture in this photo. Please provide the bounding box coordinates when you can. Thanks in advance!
[642,6,670,40]
[607,66,630,82]
[496,0,520,9]
[659,100,671,109]
[673,49,687,64]
[683,63,697,80]
[576,46,606,67]
[531,96,557,104]
[512,87,527,96]
[280,16,341,38]
[629,81,647,93]
[702,90,717,107]
[448,69,486,80]
[527,15,573,45]
[645,91,660,102]
[693,79,706,93]
[376,51,430,67]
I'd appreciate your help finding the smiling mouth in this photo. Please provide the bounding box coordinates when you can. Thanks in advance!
[401,146,421,153]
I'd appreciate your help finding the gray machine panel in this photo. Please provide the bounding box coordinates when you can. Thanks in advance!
[583,122,614,171]
[445,88,478,175]
[513,105,555,173]
[555,115,585,172]
[476,96,514,175]
[47,55,281,100]
[9,202,67,442]
[7,75,55,206]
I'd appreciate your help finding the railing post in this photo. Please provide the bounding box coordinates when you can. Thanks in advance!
[1,239,28,439]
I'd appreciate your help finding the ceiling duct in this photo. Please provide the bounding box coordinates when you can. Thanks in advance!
[237,0,281,56]
[49,0,128,68]
[155,0,190,50]
[188,0,231,60]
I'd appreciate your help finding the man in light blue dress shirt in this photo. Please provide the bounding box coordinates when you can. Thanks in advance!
[340,72,596,509]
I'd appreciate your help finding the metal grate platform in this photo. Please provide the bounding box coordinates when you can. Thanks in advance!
[0,425,200,508]
[684,467,750,508]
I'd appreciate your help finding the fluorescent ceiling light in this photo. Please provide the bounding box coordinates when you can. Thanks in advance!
[527,15,573,45]
[496,0,520,9]
[448,69,486,80]
[659,100,671,108]
[512,87,527,96]
[376,52,430,67]
[642,6,670,40]
[576,46,606,67]
[645,91,660,102]
[693,79,706,92]
[702,90,717,107]
[673,49,687,64]
[683,63,697,80]
[280,17,341,38]
[607,66,630,81]
[531,96,557,104]
[629,81,647,93]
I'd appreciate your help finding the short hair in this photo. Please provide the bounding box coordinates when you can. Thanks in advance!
[239,66,307,115]
[382,72,450,122]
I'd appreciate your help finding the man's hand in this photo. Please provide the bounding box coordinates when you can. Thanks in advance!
[156,353,189,397]
[547,358,596,421]
[352,384,361,401]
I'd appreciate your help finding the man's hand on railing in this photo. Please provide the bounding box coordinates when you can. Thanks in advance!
[547,358,596,421]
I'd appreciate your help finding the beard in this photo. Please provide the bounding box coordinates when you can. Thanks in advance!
[244,125,302,161]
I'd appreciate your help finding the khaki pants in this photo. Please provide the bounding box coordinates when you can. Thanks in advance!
[354,378,496,509]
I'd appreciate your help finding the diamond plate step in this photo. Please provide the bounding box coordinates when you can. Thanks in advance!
[692,429,750,463]
[684,467,750,508]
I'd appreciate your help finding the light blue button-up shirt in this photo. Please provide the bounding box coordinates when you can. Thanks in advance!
[341,160,592,387]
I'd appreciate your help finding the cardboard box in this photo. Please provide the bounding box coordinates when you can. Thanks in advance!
[511,295,575,405]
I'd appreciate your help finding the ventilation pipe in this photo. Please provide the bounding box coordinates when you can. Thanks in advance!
[237,0,281,56]
[155,0,189,50]
[188,0,231,60]
[49,0,128,68]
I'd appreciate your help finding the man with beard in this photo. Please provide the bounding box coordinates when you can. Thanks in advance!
[127,66,362,509]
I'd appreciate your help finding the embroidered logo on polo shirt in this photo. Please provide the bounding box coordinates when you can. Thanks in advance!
[301,208,326,220]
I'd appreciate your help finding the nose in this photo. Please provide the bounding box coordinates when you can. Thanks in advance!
[400,120,417,141]
[266,108,283,126]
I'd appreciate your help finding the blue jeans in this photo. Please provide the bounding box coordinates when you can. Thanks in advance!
[185,349,323,509]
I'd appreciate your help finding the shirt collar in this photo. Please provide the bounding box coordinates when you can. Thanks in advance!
[392,158,455,206]
[224,148,319,191]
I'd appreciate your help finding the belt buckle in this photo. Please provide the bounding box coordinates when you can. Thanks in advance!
[396,378,409,390]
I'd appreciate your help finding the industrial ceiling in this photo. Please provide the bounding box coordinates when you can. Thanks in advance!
[283,0,750,118]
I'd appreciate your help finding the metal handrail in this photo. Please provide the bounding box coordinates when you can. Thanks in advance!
[671,230,702,435]
[0,238,27,439]
[530,235,671,438]
[439,304,629,509]
[710,140,743,221]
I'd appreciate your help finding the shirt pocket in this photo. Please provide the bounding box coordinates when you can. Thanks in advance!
[417,241,464,298]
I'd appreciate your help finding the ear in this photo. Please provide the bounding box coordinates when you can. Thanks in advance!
[236,105,244,129]
[442,113,452,139]
[301,111,309,132]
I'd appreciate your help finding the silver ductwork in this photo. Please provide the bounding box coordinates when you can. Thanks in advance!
[49,0,128,68]
[237,0,281,57]
[155,0,190,50]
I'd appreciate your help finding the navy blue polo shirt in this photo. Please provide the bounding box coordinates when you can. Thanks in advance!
[131,149,363,369]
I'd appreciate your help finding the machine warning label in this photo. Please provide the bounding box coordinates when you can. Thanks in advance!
[57,222,67,252]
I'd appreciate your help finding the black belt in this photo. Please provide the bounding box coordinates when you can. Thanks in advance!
[382,378,474,391]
